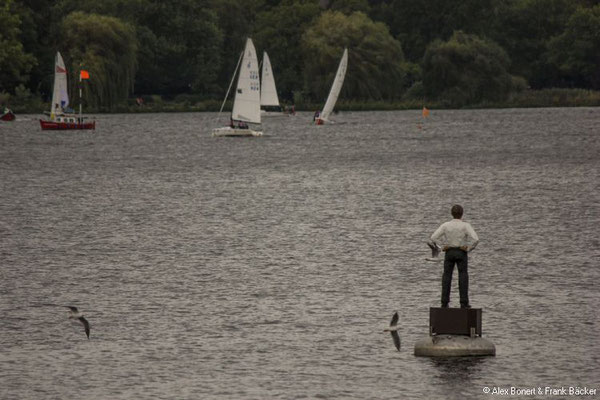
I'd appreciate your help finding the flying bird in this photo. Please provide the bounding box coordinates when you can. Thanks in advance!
[426,241,442,262]
[384,311,401,351]
[65,306,90,339]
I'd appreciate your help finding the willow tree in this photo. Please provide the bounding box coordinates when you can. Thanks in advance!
[0,0,36,93]
[369,0,501,63]
[487,0,577,89]
[131,0,223,97]
[326,0,370,14]
[60,12,137,110]
[301,11,408,102]
[253,0,321,101]
[548,5,600,89]
[422,31,514,106]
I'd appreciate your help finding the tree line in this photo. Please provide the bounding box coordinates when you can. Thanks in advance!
[1,0,599,110]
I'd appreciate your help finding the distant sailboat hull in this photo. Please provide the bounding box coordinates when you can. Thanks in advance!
[212,126,262,137]
[39,119,95,130]
[1,109,16,121]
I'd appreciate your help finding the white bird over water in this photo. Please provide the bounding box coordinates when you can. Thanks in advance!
[426,241,442,262]
[65,306,90,339]
[384,312,401,351]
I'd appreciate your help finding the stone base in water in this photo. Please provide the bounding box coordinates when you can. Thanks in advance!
[414,334,496,357]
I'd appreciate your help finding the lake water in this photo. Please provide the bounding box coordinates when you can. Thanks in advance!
[1,109,599,399]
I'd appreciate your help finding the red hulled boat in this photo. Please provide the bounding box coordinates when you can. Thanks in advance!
[40,51,95,131]
[1,108,16,121]
[39,115,95,130]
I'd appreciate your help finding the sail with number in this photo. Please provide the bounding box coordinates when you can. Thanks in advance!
[50,52,69,119]
[318,48,348,123]
[260,52,280,111]
[231,38,261,124]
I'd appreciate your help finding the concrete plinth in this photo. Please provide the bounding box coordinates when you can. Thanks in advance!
[414,334,496,357]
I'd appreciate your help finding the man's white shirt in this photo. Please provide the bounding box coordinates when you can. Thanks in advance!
[430,219,479,251]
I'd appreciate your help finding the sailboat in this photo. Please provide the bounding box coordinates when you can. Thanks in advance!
[315,48,348,125]
[1,107,15,121]
[260,51,283,116]
[212,38,262,137]
[39,51,95,130]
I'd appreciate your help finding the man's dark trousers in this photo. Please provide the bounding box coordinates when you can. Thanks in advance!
[441,248,469,307]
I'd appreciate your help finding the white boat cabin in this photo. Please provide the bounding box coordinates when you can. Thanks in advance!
[54,114,81,123]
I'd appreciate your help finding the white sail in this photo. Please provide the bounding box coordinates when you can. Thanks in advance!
[319,48,348,122]
[231,38,261,124]
[260,52,280,108]
[50,52,69,119]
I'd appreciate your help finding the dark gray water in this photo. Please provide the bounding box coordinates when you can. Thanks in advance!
[1,109,599,399]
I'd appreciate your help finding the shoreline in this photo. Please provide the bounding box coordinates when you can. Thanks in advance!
[10,104,600,115]
[7,88,600,114]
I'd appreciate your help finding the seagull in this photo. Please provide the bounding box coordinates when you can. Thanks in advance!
[426,241,443,262]
[384,312,401,351]
[65,306,90,339]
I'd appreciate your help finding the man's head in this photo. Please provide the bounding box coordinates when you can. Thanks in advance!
[451,204,463,219]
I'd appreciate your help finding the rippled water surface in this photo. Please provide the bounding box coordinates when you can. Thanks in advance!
[1,109,599,399]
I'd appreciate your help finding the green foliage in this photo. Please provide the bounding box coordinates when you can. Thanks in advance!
[0,0,36,93]
[0,84,44,112]
[11,0,54,98]
[301,11,407,101]
[327,0,370,14]
[6,0,600,109]
[422,31,515,106]
[11,83,44,111]
[369,0,498,62]
[60,12,137,110]
[404,81,425,100]
[52,0,149,23]
[495,87,600,108]
[135,0,223,97]
[0,91,10,107]
[211,0,264,96]
[293,90,305,107]
[511,75,529,92]
[547,5,600,89]
[253,0,321,101]
[488,0,577,88]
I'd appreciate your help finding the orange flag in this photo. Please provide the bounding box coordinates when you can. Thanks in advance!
[80,70,90,80]
[422,106,430,117]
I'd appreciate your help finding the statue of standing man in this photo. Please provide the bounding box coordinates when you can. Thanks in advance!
[429,205,479,308]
